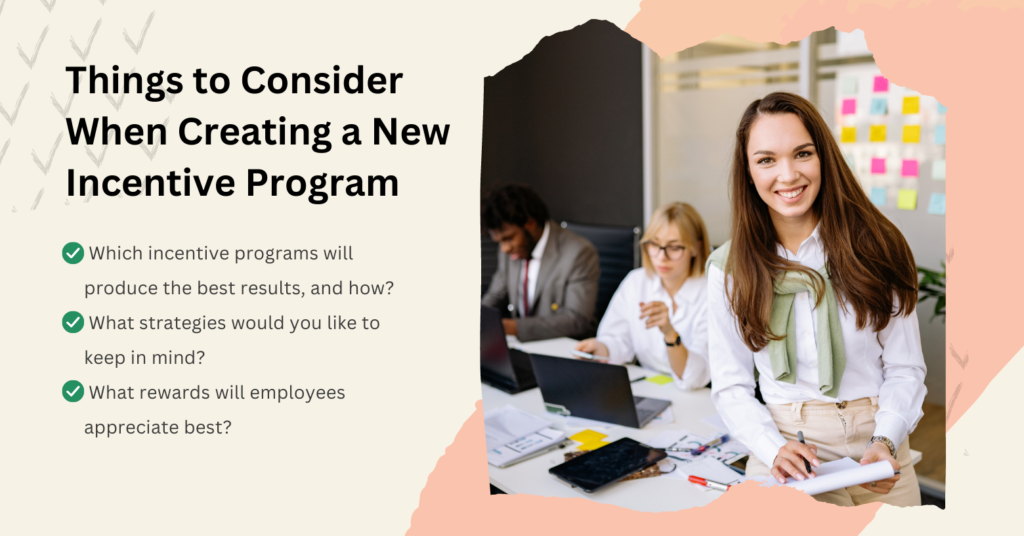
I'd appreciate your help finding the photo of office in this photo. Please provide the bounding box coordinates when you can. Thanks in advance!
[478,21,945,510]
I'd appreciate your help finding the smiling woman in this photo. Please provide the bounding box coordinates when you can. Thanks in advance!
[707,92,926,507]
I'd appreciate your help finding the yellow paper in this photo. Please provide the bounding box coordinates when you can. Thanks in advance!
[569,429,607,444]
[646,375,674,385]
[840,126,857,143]
[897,189,918,210]
[869,125,886,142]
[577,440,611,451]
[903,125,921,143]
[902,96,920,114]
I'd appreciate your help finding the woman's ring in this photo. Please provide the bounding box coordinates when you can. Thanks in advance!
[870,482,876,487]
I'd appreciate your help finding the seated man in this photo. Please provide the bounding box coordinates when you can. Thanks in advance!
[481,184,600,342]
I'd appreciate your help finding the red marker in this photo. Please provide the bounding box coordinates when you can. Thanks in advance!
[688,475,731,492]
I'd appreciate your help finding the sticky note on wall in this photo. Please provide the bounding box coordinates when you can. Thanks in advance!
[873,75,889,92]
[870,187,887,207]
[932,160,946,180]
[842,77,858,95]
[903,125,920,143]
[902,96,920,114]
[897,189,918,210]
[842,99,857,115]
[928,193,946,215]
[901,159,919,177]
[871,158,886,174]
[935,124,946,144]
[870,125,886,142]
[870,98,887,115]
[841,127,857,143]
[937,103,947,114]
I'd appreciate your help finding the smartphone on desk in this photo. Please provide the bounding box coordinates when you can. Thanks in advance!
[548,437,666,493]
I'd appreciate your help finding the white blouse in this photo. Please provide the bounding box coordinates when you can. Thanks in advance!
[708,225,928,467]
[596,268,711,390]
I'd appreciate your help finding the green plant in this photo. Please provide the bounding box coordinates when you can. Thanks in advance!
[917,262,946,323]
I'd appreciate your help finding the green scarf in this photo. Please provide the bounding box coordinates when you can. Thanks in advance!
[706,241,846,398]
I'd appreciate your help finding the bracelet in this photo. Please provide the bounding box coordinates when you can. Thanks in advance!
[867,436,896,458]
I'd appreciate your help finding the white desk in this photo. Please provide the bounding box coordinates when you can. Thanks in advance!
[483,336,922,512]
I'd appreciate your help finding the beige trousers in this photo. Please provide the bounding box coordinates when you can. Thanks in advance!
[745,397,921,507]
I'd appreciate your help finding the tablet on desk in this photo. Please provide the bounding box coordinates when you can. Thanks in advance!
[548,438,666,493]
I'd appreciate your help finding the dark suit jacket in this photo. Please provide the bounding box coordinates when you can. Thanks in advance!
[482,222,600,341]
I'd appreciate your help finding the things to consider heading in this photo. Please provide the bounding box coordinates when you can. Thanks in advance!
[64,66,451,204]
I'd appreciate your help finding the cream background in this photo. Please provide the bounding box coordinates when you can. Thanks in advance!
[0,1,636,534]
[0,1,993,535]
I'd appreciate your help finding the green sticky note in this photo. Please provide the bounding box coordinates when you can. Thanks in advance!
[646,375,674,385]
[897,189,918,210]
[932,160,946,180]
[841,77,858,95]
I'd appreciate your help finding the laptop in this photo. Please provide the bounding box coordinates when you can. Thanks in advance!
[529,353,671,428]
[480,305,537,394]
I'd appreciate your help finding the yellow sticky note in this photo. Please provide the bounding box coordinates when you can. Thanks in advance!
[897,189,918,210]
[577,440,610,451]
[840,127,857,143]
[646,375,674,385]
[902,96,920,114]
[869,125,886,142]
[570,429,607,444]
[903,125,921,143]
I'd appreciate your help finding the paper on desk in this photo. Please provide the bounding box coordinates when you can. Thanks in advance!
[648,429,750,464]
[748,458,895,496]
[649,406,674,425]
[484,405,550,450]
[675,457,747,485]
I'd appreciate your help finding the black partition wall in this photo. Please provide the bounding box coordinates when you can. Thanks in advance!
[480,20,645,296]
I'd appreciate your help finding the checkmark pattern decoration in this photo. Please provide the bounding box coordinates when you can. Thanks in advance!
[0,3,163,212]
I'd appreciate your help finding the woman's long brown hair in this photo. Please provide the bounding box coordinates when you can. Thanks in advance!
[726,92,918,352]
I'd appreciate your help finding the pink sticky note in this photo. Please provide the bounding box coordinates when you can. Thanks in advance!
[873,75,889,92]
[871,158,886,174]
[901,159,919,177]
[842,99,857,115]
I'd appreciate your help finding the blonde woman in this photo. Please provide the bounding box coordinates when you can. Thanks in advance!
[575,203,712,389]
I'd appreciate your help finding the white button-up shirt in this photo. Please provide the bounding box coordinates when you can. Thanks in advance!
[596,268,711,390]
[708,225,927,467]
[517,222,550,317]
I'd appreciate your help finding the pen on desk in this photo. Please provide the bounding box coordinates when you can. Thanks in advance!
[630,376,647,383]
[798,431,812,475]
[690,434,729,456]
[689,476,731,492]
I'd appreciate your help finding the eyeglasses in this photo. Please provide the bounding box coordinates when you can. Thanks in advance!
[643,241,686,261]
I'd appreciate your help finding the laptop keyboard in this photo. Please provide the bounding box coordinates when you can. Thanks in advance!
[634,397,663,421]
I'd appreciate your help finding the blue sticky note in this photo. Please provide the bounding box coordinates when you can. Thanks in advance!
[870,187,887,207]
[928,193,946,215]
[934,124,946,145]
[869,98,887,115]
[937,103,947,114]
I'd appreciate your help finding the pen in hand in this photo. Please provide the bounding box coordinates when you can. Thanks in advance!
[798,431,812,476]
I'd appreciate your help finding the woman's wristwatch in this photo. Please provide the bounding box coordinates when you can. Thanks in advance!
[867,436,896,458]
[665,333,681,347]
